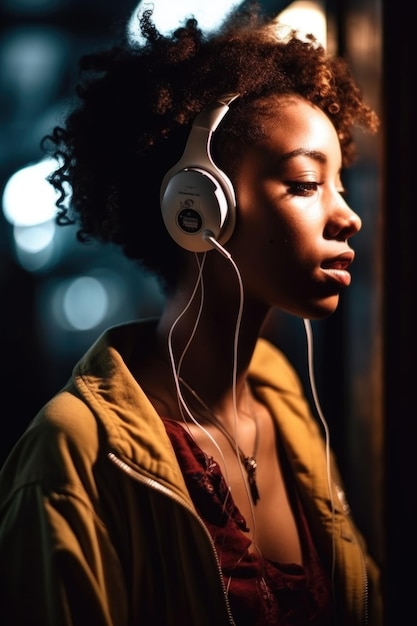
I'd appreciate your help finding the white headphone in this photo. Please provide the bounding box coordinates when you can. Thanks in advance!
[160,93,239,252]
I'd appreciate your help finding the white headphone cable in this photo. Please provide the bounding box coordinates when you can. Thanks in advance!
[303,318,336,596]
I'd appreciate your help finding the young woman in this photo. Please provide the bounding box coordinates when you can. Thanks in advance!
[0,6,382,625]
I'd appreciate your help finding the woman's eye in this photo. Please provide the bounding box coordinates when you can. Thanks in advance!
[286,181,321,196]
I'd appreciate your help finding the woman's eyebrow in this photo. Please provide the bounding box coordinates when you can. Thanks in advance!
[280,148,327,163]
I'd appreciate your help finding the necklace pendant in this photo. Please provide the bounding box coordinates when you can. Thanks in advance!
[244,456,260,505]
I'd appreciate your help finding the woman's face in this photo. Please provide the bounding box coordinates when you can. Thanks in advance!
[227,95,362,319]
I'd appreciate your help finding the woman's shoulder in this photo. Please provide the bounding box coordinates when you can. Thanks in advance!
[0,387,102,498]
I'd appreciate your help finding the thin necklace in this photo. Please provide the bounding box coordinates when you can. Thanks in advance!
[178,376,260,505]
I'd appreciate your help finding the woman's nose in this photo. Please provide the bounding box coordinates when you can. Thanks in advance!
[324,197,362,241]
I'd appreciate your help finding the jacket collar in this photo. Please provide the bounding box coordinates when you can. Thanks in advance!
[71,319,316,496]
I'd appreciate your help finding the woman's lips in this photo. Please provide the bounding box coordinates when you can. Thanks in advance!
[320,253,354,287]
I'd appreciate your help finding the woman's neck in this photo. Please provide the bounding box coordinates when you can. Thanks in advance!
[153,288,269,422]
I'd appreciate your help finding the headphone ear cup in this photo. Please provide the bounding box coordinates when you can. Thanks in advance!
[161,167,235,252]
[160,93,239,252]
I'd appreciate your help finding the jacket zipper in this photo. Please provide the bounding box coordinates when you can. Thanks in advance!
[358,543,369,625]
[108,451,236,626]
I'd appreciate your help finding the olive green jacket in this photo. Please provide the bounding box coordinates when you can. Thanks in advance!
[0,320,382,625]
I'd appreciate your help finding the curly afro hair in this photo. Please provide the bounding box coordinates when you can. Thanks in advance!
[43,4,379,293]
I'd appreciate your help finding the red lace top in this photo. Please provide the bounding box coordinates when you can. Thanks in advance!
[162,417,333,626]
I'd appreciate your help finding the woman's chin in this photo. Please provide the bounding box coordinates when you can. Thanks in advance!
[299,294,340,320]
